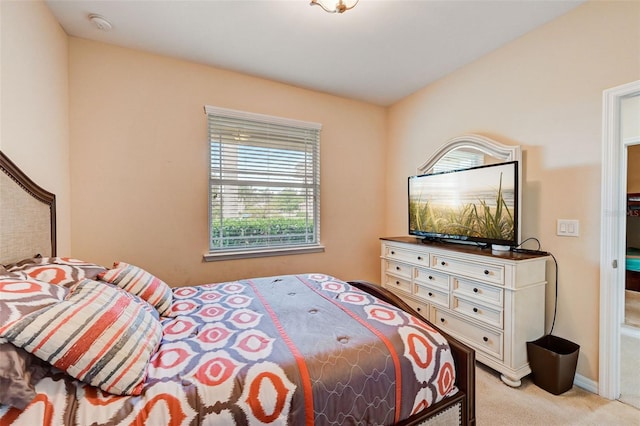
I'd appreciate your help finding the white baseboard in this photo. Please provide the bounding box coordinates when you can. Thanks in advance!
[574,373,598,394]
[621,324,640,339]
[572,329,638,399]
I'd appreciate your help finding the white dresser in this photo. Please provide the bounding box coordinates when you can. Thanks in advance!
[380,236,548,386]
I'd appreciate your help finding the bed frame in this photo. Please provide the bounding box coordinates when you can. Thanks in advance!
[0,150,475,425]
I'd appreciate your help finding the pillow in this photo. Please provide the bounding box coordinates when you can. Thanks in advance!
[0,276,68,336]
[0,279,162,396]
[98,262,173,317]
[0,277,63,407]
[5,257,107,288]
[0,343,49,409]
[2,255,41,270]
[0,265,25,279]
[101,281,160,322]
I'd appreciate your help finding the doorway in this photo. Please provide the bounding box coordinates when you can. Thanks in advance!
[600,80,640,403]
[621,98,640,408]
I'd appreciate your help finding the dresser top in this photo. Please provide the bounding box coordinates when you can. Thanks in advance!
[381,236,549,261]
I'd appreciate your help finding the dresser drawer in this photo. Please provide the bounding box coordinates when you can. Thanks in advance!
[383,274,412,295]
[384,244,429,267]
[414,268,449,291]
[396,293,430,320]
[452,296,503,328]
[431,254,504,285]
[383,260,412,279]
[433,306,503,360]
[453,278,503,307]
[414,283,449,308]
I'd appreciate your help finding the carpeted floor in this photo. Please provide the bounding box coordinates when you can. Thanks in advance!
[476,363,640,425]
[626,290,640,327]
[622,290,640,410]
[620,329,640,409]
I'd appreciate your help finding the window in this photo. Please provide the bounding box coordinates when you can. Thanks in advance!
[204,105,322,261]
[431,148,484,173]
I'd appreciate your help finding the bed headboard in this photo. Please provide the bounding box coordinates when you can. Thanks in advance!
[0,151,56,264]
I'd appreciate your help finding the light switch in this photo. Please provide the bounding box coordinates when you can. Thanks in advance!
[557,219,579,237]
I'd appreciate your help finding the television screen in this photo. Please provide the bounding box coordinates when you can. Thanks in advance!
[408,161,519,247]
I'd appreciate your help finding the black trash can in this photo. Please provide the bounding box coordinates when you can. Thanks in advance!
[526,335,580,395]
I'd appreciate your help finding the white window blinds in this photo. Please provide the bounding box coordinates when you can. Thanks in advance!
[431,149,484,173]
[205,106,321,253]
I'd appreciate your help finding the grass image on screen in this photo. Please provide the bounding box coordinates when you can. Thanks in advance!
[409,162,516,244]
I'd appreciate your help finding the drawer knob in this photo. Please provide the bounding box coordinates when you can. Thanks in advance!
[395,281,400,285]
[396,266,401,270]
[473,307,478,313]
[441,261,446,266]
[473,288,479,293]
[484,270,490,275]
[416,307,422,312]
[417,256,423,260]
[483,336,489,342]
[391,251,395,255]
[428,292,433,297]
[440,318,445,323]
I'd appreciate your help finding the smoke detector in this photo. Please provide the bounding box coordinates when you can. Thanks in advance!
[88,14,113,31]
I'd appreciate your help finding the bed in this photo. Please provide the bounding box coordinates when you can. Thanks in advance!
[0,150,475,425]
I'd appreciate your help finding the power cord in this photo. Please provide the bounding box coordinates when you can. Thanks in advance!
[517,237,542,251]
[546,252,558,335]
[514,237,558,335]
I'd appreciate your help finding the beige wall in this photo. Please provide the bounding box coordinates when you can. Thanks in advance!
[0,0,71,255]
[628,145,640,194]
[387,1,640,383]
[625,96,640,193]
[626,97,640,248]
[68,38,386,287]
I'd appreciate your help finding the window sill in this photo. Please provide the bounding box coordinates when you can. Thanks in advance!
[203,244,325,262]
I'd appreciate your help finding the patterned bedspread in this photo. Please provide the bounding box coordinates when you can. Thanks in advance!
[1,273,456,425]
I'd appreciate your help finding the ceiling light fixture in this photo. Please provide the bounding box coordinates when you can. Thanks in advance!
[88,14,113,31]
[310,0,359,14]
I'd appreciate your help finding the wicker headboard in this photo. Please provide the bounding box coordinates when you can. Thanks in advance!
[0,151,56,264]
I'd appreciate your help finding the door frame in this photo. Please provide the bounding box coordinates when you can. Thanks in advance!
[599,79,640,399]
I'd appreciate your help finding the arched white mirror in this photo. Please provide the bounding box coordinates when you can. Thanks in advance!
[418,134,522,175]
[417,134,523,247]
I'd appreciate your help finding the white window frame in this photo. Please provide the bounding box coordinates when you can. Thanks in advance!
[203,105,324,261]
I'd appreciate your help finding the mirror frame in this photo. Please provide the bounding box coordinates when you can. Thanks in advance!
[417,134,523,246]
[418,134,522,175]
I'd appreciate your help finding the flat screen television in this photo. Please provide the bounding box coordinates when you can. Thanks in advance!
[408,160,519,249]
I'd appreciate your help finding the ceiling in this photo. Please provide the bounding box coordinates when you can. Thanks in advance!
[45,0,584,106]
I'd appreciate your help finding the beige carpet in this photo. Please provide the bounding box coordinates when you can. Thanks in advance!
[626,290,640,328]
[620,331,640,409]
[476,363,640,425]
[622,290,640,410]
